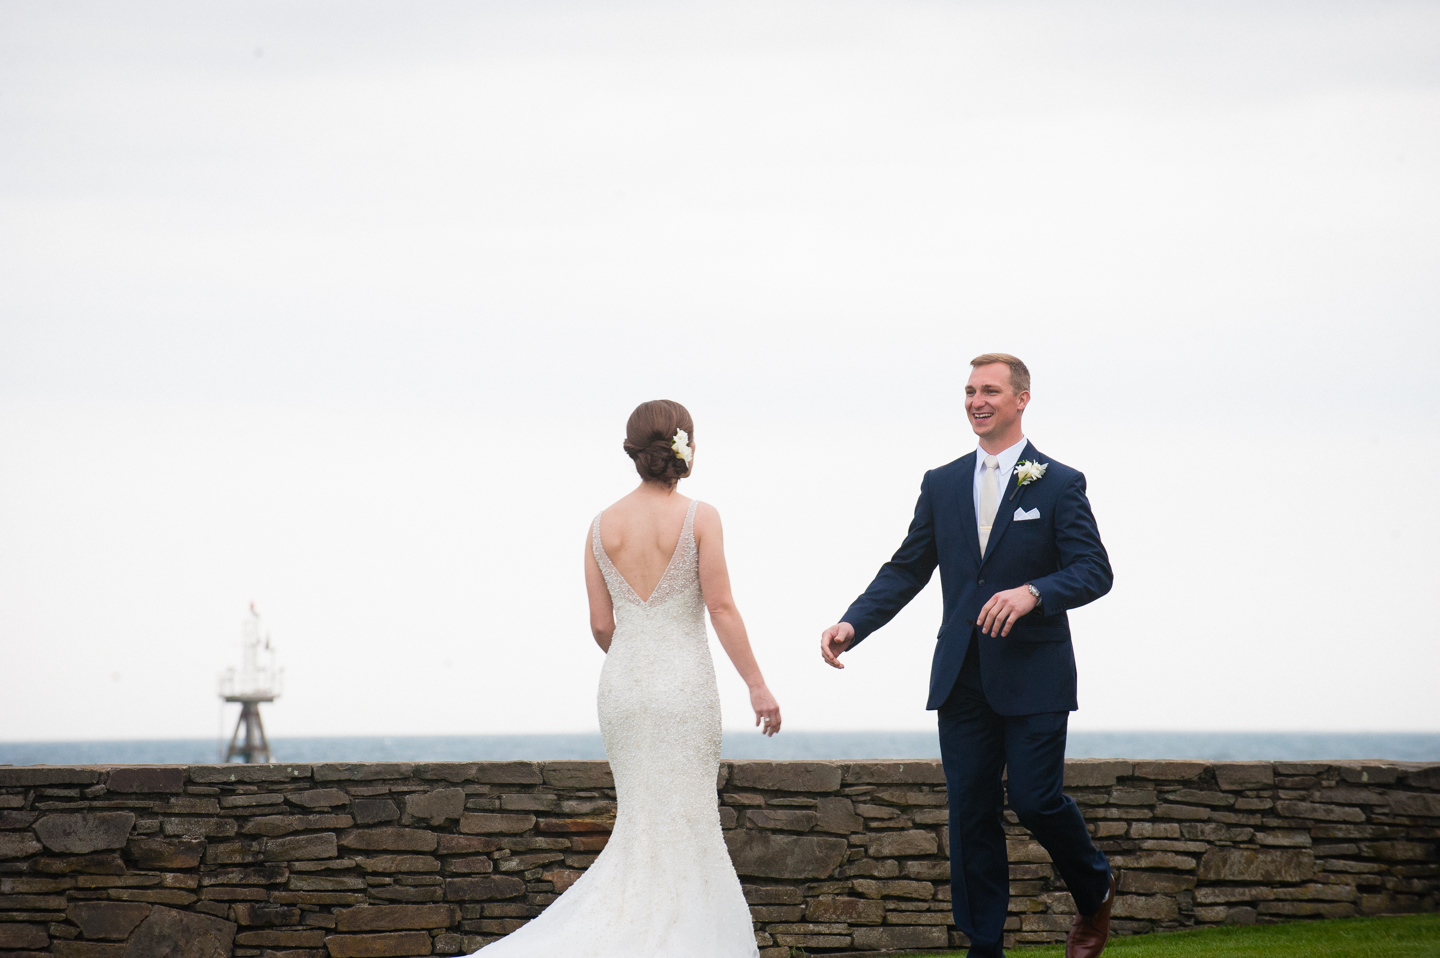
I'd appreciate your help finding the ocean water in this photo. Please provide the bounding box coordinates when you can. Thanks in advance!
[1,731,1438,767]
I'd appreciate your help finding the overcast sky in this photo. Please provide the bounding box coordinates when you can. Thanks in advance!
[2,0,1437,743]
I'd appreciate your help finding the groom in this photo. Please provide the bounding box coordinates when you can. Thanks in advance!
[820,354,1115,958]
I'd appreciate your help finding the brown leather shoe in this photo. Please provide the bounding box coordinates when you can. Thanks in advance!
[1065,873,1116,958]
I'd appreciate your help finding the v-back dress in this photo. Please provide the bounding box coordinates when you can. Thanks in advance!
[471,499,758,958]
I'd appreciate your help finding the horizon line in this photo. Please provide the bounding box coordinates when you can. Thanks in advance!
[5,728,1440,746]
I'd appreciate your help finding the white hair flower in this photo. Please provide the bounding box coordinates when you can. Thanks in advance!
[671,428,693,464]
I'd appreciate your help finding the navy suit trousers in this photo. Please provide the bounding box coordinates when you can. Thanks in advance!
[938,636,1111,957]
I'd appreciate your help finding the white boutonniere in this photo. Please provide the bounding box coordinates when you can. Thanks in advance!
[1009,460,1047,500]
[671,428,693,464]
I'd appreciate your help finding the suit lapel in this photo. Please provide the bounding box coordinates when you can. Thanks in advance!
[955,451,983,565]
[980,441,1040,567]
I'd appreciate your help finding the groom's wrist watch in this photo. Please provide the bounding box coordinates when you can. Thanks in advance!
[1026,583,1042,609]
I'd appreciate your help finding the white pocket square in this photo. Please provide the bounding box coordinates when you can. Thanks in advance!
[1013,507,1040,521]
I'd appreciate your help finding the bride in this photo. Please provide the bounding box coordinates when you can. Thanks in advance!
[473,399,782,958]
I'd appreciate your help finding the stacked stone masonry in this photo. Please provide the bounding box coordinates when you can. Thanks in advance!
[0,759,1435,957]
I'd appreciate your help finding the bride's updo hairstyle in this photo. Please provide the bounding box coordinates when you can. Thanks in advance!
[624,400,694,486]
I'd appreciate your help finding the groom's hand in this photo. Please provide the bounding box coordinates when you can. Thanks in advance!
[820,622,855,669]
[977,586,1039,638]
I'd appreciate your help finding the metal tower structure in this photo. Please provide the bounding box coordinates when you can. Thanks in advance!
[218,604,283,763]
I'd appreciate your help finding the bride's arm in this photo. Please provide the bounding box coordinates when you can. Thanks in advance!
[584,532,615,652]
[694,503,782,736]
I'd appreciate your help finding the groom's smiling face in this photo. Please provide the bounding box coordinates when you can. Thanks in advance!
[965,363,1029,445]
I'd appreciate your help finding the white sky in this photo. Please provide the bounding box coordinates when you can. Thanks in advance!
[1,0,1437,742]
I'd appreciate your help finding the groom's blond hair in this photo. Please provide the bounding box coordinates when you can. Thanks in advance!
[970,353,1030,394]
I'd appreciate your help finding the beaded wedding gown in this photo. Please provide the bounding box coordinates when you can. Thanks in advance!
[472,500,759,958]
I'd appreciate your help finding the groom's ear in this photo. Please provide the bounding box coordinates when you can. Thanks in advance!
[1016,390,1030,411]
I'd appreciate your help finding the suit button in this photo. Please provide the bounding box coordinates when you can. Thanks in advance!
[978,578,985,586]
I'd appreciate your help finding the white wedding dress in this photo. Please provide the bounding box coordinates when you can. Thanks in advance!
[472,500,759,958]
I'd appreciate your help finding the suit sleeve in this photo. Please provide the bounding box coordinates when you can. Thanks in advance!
[841,474,939,647]
[1028,470,1113,615]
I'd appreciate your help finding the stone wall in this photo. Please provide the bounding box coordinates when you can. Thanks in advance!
[0,759,1436,957]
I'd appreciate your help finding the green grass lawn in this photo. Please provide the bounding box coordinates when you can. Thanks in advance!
[927,913,1440,957]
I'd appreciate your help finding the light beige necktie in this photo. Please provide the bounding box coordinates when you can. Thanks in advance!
[978,455,1000,555]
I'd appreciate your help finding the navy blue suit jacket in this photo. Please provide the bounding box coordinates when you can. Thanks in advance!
[842,444,1113,715]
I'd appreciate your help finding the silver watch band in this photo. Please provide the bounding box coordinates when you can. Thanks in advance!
[1026,583,1041,606]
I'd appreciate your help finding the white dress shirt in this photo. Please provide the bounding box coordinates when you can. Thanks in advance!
[972,436,1030,525]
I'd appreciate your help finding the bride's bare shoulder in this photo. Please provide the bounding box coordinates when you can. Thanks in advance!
[692,500,722,538]
[594,491,654,539]
[598,490,645,522]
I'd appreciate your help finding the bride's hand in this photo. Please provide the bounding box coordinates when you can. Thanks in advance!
[750,686,781,737]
